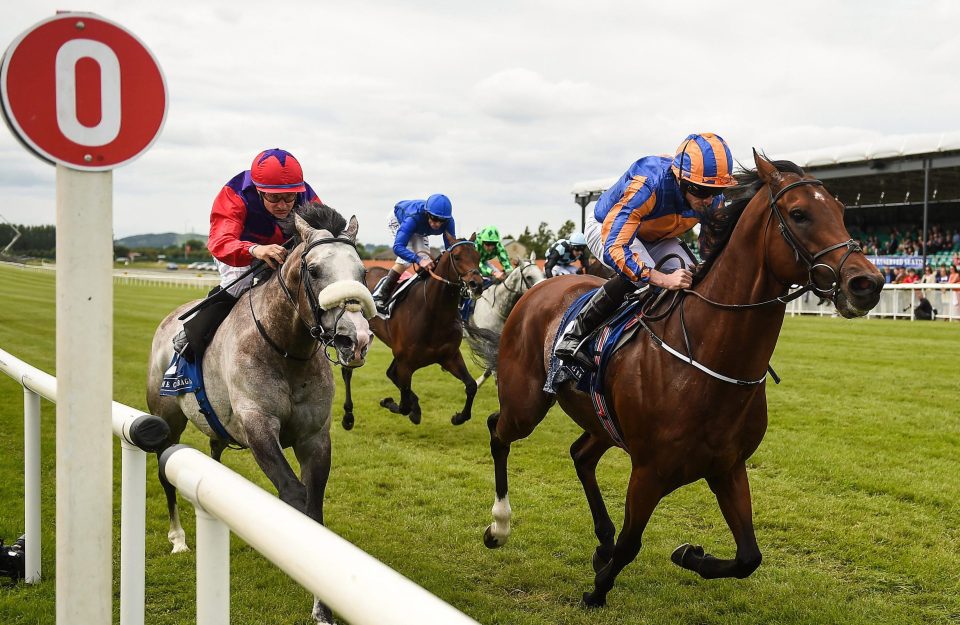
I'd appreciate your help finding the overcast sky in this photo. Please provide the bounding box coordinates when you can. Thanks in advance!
[1,1,958,245]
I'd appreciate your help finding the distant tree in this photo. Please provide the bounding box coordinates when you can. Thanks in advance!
[557,219,576,241]
[0,223,56,258]
[514,222,555,258]
[113,244,130,259]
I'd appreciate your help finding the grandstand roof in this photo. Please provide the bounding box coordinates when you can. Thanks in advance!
[572,132,960,209]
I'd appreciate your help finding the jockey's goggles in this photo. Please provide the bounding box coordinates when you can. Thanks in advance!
[681,181,723,199]
[261,192,298,204]
[426,214,449,225]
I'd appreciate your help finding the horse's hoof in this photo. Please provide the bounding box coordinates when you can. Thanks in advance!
[409,411,421,425]
[581,591,606,609]
[483,525,503,549]
[380,397,401,413]
[341,413,355,431]
[451,412,471,426]
[592,549,612,573]
[671,543,704,569]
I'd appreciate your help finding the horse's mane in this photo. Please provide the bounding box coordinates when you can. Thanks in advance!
[295,202,347,236]
[694,159,805,282]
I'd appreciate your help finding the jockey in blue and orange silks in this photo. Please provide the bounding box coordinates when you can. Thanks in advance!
[178,148,323,363]
[372,194,457,314]
[555,132,738,369]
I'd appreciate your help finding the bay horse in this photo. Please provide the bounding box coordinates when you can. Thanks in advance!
[146,204,375,625]
[368,233,485,425]
[465,252,545,388]
[472,152,884,607]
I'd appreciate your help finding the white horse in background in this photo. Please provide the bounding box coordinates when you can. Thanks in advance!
[466,252,545,387]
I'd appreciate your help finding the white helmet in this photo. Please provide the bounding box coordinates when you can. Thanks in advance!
[569,232,587,247]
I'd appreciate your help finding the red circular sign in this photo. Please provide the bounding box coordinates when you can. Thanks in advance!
[1,13,167,170]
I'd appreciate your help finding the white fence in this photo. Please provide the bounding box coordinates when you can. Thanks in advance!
[0,260,220,289]
[786,283,960,321]
[0,347,480,625]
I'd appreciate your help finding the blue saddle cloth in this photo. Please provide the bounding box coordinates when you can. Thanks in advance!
[544,289,648,448]
[159,351,240,446]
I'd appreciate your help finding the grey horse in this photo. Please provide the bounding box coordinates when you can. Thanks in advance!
[465,252,545,387]
[146,204,374,624]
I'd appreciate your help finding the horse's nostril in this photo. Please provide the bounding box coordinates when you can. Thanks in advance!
[849,275,882,296]
[334,335,352,350]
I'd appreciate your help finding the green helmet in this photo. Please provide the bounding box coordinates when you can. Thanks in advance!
[477,226,501,244]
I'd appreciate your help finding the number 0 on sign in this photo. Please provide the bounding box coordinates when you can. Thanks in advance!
[1,12,167,171]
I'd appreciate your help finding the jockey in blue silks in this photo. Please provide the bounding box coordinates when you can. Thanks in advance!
[372,193,456,314]
[555,133,739,370]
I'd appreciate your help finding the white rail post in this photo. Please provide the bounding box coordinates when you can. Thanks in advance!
[119,440,146,625]
[55,165,113,625]
[195,508,230,625]
[23,387,41,583]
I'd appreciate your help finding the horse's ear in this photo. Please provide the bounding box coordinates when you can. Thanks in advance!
[444,230,455,246]
[529,251,536,262]
[469,232,477,242]
[294,213,313,241]
[753,148,783,188]
[343,215,359,242]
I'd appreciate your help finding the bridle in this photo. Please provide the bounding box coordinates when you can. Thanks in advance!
[249,236,362,365]
[425,240,483,299]
[481,260,539,321]
[766,178,862,300]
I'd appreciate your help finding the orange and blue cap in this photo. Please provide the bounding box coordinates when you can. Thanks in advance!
[671,133,736,187]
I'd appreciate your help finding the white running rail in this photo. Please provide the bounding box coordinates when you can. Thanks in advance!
[786,283,960,320]
[0,347,480,625]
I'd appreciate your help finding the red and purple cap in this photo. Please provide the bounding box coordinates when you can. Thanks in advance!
[251,148,306,193]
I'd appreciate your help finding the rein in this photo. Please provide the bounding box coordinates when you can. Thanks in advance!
[481,261,537,321]
[425,240,482,298]
[250,235,360,365]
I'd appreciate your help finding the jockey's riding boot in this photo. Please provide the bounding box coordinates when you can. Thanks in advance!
[179,293,238,363]
[372,269,401,315]
[555,275,632,370]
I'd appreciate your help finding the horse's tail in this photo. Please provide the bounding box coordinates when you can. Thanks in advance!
[464,319,500,373]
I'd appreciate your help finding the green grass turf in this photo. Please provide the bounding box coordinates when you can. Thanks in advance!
[0,264,958,624]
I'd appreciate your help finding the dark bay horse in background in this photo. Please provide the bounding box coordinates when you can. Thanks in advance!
[365,234,484,426]
[147,205,375,625]
[472,152,884,607]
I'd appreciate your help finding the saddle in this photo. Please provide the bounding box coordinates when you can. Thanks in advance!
[544,286,660,447]
[375,272,422,317]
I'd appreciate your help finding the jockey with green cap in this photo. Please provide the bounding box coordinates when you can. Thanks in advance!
[476,225,515,282]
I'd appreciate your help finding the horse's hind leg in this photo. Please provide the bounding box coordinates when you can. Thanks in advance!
[380,358,421,425]
[482,382,553,548]
[583,464,661,608]
[210,437,228,462]
[155,410,189,553]
[341,367,355,431]
[570,432,616,572]
[443,350,478,426]
[672,461,762,579]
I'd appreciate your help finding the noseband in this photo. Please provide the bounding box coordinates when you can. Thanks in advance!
[768,178,862,299]
[426,240,482,298]
[252,235,361,365]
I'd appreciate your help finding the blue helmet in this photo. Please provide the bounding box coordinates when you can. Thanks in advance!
[569,232,587,247]
[425,194,452,220]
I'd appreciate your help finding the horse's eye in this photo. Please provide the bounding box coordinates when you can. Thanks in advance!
[308,266,320,279]
[789,210,807,224]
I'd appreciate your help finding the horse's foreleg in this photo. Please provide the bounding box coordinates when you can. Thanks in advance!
[294,429,334,624]
[244,417,307,513]
[583,465,661,608]
[672,462,762,579]
[443,351,477,426]
[570,432,616,572]
[341,367,355,431]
